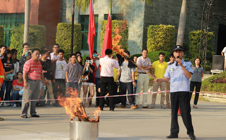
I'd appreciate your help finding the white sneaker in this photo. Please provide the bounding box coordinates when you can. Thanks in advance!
[3,102,7,106]
[13,104,16,107]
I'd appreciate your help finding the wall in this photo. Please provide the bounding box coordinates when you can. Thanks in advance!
[60,0,145,55]
[38,0,61,48]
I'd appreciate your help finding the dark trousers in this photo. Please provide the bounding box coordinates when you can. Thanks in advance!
[170,92,194,136]
[95,78,101,106]
[55,79,66,97]
[0,81,12,101]
[120,82,134,106]
[99,77,115,110]
[190,81,202,105]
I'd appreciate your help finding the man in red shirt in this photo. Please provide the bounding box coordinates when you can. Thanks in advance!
[21,49,45,118]
[0,59,5,121]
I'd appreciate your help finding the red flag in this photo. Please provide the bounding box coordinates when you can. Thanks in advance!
[87,0,96,59]
[101,11,112,58]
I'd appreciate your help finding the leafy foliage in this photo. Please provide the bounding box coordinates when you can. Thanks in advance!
[147,24,175,52]
[189,30,214,63]
[201,71,226,93]
[0,25,3,46]
[10,24,46,58]
[75,0,96,13]
[56,23,82,59]
[130,51,170,63]
[100,20,128,52]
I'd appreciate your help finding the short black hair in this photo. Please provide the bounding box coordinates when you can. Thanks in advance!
[105,49,112,55]
[4,50,12,60]
[70,53,76,58]
[170,53,174,58]
[42,46,48,50]
[133,55,138,58]
[23,43,30,48]
[159,52,165,56]
[11,49,17,53]
[32,48,40,53]
[75,51,81,56]
[93,50,97,54]
[16,71,23,76]
[41,49,49,55]
[124,51,130,55]
[53,44,59,47]
[0,45,7,49]
[58,49,64,54]
[142,49,148,52]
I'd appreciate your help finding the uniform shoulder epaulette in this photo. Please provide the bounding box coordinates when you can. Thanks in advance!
[168,62,175,65]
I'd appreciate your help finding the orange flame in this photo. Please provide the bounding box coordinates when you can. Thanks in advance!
[112,20,128,57]
[58,87,101,122]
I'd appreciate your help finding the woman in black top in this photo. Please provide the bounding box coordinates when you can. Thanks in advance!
[0,50,14,106]
[82,57,95,107]
[77,55,83,97]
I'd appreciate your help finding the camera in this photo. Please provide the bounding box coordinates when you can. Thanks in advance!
[86,60,92,64]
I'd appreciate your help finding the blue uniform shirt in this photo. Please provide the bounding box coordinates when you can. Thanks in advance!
[164,59,193,93]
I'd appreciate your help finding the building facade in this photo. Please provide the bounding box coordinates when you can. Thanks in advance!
[60,0,226,55]
[0,0,61,48]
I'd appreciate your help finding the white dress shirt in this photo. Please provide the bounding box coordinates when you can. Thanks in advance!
[100,56,119,77]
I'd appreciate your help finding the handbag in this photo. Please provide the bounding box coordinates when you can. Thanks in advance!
[82,71,90,82]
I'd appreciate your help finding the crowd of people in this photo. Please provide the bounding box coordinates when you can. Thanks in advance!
[0,43,204,139]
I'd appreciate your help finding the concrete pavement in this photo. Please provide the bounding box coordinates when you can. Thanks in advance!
[0,95,226,140]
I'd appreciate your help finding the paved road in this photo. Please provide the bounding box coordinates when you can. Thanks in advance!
[0,94,226,140]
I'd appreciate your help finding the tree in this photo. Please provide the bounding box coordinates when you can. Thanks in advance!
[23,0,30,44]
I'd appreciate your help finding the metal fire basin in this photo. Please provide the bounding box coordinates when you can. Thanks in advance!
[70,121,99,140]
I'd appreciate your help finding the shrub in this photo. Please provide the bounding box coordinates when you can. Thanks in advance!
[10,24,46,58]
[0,25,3,46]
[147,24,175,52]
[101,20,128,52]
[130,51,170,63]
[147,51,171,63]
[201,71,226,93]
[56,23,82,60]
[189,30,214,66]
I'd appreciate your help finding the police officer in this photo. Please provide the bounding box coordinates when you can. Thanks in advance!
[155,45,196,140]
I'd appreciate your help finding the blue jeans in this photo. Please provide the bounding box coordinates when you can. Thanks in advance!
[120,82,134,106]
[0,81,12,101]
[11,91,22,104]
[66,82,78,97]
[95,78,101,106]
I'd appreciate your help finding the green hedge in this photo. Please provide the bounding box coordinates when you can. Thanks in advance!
[147,24,175,52]
[56,23,82,59]
[201,71,226,93]
[189,30,214,69]
[0,25,3,46]
[10,24,46,58]
[130,51,170,63]
[101,20,128,52]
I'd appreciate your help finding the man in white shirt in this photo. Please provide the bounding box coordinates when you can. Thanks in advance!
[221,46,226,71]
[50,44,60,61]
[136,49,152,109]
[99,49,119,111]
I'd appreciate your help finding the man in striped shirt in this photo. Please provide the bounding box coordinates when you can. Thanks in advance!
[21,49,46,118]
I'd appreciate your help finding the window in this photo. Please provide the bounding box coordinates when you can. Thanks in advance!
[104,14,123,20]
[0,13,24,47]
[80,15,98,51]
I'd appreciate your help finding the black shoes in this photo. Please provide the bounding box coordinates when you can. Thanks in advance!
[21,115,28,118]
[30,114,40,117]
[166,134,178,138]
[189,134,196,140]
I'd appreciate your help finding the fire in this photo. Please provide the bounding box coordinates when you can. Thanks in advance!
[112,20,128,57]
[58,87,100,122]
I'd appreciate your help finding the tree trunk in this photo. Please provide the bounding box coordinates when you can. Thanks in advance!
[23,0,30,44]
[176,0,187,46]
